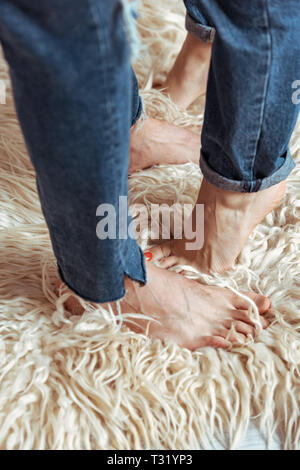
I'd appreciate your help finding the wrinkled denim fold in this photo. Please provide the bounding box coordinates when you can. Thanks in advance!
[0,0,146,302]
[184,0,299,192]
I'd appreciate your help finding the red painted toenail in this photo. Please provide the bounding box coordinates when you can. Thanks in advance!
[144,252,152,261]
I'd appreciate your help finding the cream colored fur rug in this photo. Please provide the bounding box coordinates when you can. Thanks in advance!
[0,0,299,450]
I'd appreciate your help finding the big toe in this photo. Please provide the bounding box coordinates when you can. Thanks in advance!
[236,292,271,313]
[147,242,173,261]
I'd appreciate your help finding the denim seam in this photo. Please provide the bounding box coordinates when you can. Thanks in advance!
[87,0,121,152]
[87,0,146,298]
[96,16,146,286]
[88,0,125,247]
[87,1,130,295]
[249,0,272,190]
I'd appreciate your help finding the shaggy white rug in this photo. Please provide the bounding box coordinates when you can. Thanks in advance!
[0,0,299,450]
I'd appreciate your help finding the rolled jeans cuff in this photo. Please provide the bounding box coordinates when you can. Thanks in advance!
[185,12,215,43]
[200,149,296,193]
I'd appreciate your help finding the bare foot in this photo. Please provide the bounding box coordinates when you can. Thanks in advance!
[129,117,200,174]
[55,261,270,351]
[159,32,212,109]
[149,178,286,274]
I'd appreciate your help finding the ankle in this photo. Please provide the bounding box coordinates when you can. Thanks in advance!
[183,32,212,62]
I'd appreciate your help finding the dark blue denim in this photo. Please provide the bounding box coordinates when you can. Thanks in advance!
[0,0,146,303]
[184,0,299,192]
[1,1,299,304]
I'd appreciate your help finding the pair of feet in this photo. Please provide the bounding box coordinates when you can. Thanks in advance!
[56,171,282,351]
[56,33,285,351]
[57,120,283,350]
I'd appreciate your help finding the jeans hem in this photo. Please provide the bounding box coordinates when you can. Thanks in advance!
[57,252,147,304]
[185,12,215,43]
[200,149,295,193]
[124,245,147,287]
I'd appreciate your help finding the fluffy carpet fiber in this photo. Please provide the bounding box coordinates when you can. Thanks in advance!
[0,0,299,450]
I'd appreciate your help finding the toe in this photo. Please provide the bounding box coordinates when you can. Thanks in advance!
[217,321,251,343]
[233,309,270,330]
[208,336,230,349]
[260,315,270,329]
[195,336,230,350]
[225,331,248,344]
[227,320,256,338]
[159,256,178,269]
[254,294,271,313]
[148,242,173,261]
[235,292,271,313]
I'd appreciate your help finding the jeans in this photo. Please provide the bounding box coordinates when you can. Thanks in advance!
[0,1,299,303]
[184,0,300,192]
[0,0,146,303]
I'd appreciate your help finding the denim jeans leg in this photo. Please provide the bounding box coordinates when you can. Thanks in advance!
[184,0,300,192]
[184,0,215,43]
[0,0,146,302]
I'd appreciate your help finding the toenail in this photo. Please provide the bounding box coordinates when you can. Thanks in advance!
[144,251,153,261]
